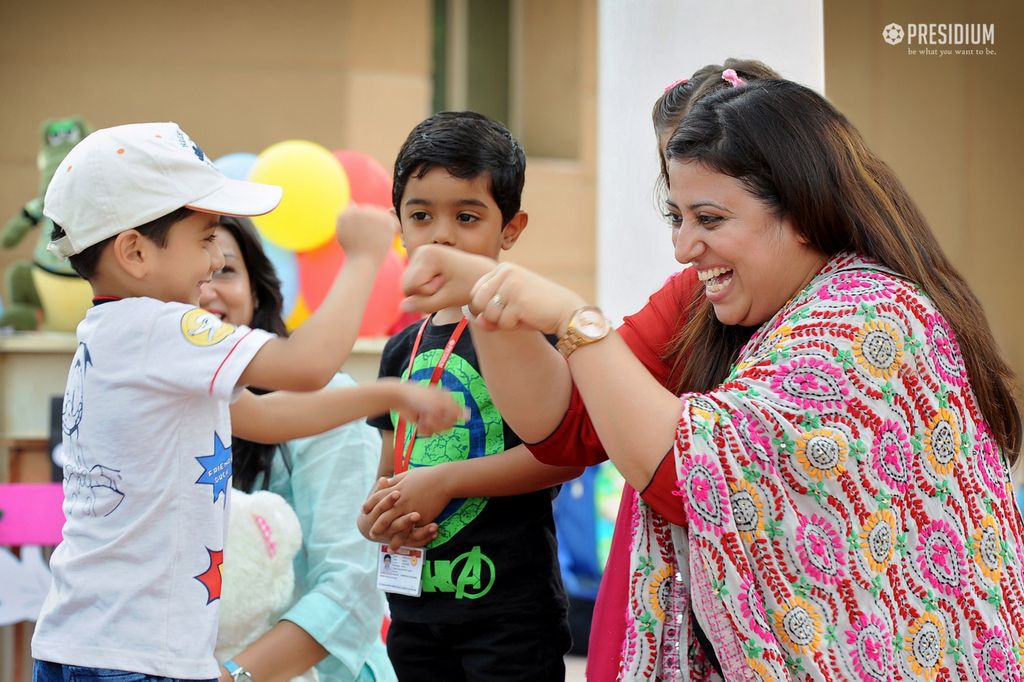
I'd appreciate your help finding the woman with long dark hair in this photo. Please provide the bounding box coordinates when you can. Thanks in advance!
[392,79,1024,680]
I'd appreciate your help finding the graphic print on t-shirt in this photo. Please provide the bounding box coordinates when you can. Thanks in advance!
[402,348,504,547]
[195,432,232,504]
[62,342,125,517]
[180,308,235,346]
[194,547,224,604]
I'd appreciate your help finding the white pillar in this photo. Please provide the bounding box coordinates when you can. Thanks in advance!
[596,0,825,324]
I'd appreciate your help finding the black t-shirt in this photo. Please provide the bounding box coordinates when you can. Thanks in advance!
[366,315,568,623]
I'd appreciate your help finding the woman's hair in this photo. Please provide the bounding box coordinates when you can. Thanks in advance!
[663,79,1021,462]
[651,58,780,201]
[217,216,290,492]
[651,59,780,393]
[218,216,289,338]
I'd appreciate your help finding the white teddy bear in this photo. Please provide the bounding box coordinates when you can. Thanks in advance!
[216,489,317,682]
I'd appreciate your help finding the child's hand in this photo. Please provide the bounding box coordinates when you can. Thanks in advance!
[335,205,399,263]
[392,381,467,437]
[367,468,453,551]
[358,475,440,551]
[402,244,497,314]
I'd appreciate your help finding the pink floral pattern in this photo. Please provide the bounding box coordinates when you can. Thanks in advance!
[624,254,1024,681]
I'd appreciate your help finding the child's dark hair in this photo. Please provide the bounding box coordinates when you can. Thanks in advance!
[392,111,526,225]
[51,206,194,280]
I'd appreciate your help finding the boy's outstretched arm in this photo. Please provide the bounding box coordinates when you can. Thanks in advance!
[361,445,585,551]
[239,206,398,393]
[231,379,464,443]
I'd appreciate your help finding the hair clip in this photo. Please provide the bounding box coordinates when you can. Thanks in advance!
[664,78,689,92]
[722,69,747,88]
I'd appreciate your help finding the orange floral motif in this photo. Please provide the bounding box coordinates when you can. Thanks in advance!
[730,478,764,542]
[648,565,674,621]
[905,612,945,680]
[861,508,897,574]
[852,320,903,379]
[972,515,1004,583]
[773,596,823,655]
[747,658,775,682]
[923,408,961,476]
[795,427,848,480]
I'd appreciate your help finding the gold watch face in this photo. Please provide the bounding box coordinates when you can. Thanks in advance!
[575,307,609,340]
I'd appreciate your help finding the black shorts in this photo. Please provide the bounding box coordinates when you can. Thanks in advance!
[386,612,572,682]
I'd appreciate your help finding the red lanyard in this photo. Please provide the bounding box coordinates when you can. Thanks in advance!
[393,315,469,475]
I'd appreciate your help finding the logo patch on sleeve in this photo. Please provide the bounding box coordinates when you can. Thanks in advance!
[181,308,235,346]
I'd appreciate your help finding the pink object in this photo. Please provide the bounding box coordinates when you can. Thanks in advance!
[663,78,689,92]
[586,483,635,680]
[722,68,747,88]
[0,484,65,546]
[253,514,277,558]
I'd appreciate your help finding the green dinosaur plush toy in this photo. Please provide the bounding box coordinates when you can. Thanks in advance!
[1,117,94,330]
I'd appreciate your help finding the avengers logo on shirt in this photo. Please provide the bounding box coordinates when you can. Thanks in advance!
[401,349,504,547]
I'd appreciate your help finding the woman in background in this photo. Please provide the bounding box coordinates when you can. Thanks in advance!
[205,216,395,682]
[399,78,1024,680]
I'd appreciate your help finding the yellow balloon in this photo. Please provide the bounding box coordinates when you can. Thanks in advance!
[249,141,351,252]
[392,234,407,260]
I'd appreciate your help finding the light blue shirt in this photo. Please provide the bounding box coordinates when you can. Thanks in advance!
[267,374,396,682]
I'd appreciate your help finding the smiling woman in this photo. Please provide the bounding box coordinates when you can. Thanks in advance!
[664,161,827,327]
[397,78,1024,680]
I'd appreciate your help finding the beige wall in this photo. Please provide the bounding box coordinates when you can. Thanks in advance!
[0,0,1017,389]
[0,0,434,299]
[508,0,597,301]
[824,0,1024,392]
[0,0,598,318]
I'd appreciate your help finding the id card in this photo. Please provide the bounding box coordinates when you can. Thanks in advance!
[376,545,424,597]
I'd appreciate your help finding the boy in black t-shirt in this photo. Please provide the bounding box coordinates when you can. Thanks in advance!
[361,112,581,681]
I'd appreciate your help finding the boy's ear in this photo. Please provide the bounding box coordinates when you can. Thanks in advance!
[112,230,149,279]
[500,211,528,250]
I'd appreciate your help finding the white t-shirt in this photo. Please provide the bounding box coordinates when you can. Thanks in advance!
[32,297,275,679]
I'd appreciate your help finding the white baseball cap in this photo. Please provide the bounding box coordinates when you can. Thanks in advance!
[44,122,282,258]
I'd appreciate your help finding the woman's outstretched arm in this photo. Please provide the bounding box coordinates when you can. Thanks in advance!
[401,244,574,444]
[403,246,680,489]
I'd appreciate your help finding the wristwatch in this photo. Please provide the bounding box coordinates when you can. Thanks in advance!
[556,306,611,358]
[223,660,252,682]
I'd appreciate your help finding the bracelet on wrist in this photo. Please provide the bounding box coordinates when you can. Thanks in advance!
[223,660,252,682]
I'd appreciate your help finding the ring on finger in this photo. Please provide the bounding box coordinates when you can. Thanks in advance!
[490,294,506,309]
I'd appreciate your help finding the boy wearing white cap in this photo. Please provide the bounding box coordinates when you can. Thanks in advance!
[29,122,456,682]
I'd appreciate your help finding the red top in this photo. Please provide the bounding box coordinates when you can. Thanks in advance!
[527,266,698,522]
[525,268,699,678]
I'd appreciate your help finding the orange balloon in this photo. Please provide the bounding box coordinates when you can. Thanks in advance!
[297,238,345,312]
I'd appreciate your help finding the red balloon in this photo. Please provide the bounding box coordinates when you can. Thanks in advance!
[359,251,405,337]
[297,238,345,312]
[333,150,393,210]
[296,242,406,337]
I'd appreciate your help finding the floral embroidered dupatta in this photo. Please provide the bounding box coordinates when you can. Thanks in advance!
[621,253,1024,682]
